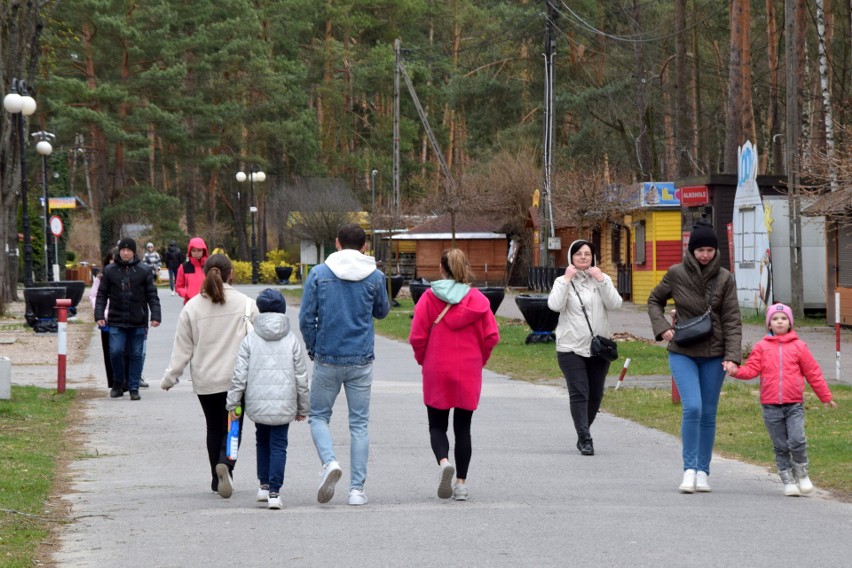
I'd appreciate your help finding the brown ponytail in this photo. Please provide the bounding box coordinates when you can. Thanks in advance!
[440,248,474,284]
[201,254,232,304]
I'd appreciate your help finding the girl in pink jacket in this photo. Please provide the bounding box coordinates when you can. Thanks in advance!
[409,249,499,502]
[175,237,209,304]
[725,303,837,497]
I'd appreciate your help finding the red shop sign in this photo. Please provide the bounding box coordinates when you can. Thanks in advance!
[680,185,709,206]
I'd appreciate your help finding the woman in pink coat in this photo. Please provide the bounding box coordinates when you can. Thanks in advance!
[409,249,499,502]
[175,237,208,304]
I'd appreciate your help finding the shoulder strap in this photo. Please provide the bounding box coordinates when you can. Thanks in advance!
[570,281,595,338]
[432,303,452,327]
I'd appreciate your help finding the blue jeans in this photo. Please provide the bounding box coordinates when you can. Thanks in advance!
[309,362,373,490]
[256,423,290,493]
[669,352,725,474]
[168,268,178,291]
[108,326,146,391]
[762,403,808,471]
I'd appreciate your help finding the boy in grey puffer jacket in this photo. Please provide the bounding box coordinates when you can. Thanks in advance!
[226,289,309,510]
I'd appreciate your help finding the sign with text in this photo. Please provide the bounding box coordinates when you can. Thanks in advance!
[680,185,709,206]
[49,197,77,209]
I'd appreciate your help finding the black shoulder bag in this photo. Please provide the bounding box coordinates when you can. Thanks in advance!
[571,281,618,362]
[672,275,719,347]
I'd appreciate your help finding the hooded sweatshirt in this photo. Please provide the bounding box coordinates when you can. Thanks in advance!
[409,282,500,411]
[226,312,310,425]
[176,237,209,303]
[298,248,390,365]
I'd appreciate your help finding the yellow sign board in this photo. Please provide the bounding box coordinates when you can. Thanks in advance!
[49,197,77,209]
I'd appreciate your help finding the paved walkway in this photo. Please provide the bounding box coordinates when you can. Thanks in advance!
[9,286,852,567]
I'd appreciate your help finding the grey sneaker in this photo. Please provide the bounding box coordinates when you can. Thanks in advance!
[779,469,801,496]
[793,462,814,494]
[438,462,455,499]
[216,463,233,498]
[317,461,342,503]
[452,485,469,501]
[348,488,368,506]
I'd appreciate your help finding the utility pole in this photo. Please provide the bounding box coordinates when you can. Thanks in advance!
[785,0,804,319]
[540,0,557,266]
[393,39,401,216]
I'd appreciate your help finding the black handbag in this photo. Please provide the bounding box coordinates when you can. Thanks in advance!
[672,276,718,347]
[571,281,618,362]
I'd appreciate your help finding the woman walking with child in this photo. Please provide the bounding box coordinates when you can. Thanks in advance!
[648,220,741,493]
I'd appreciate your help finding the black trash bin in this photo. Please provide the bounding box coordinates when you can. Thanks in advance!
[386,274,404,307]
[32,281,86,317]
[24,286,67,333]
[515,293,558,343]
[274,266,293,284]
[477,287,505,315]
[408,278,430,305]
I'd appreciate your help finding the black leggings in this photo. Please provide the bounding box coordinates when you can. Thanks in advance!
[197,392,243,481]
[557,351,611,442]
[426,406,474,479]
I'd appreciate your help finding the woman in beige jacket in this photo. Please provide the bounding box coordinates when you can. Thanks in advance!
[161,254,259,498]
[547,240,622,456]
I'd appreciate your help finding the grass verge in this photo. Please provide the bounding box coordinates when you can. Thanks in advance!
[373,298,851,500]
[0,386,76,567]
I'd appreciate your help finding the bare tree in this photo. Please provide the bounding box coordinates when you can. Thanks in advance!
[551,164,637,238]
[286,178,361,260]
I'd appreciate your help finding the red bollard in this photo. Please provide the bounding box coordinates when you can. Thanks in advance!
[55,299,72,394]
[671,377,681,404]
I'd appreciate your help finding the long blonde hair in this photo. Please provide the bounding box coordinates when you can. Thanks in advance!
[200,254,232,304]
[441,248,474,284]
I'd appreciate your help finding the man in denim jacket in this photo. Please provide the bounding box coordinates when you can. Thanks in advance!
[299,224,389,506]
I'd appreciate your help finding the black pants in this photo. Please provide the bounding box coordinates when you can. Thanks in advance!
[557,351,611,442]
[426,406,474,479]
[197,392,243,484]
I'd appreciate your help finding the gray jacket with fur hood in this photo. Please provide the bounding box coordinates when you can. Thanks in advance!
[647,252,742,363]
[226,312,310,425]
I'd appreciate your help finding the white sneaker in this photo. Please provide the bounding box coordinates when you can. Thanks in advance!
[348,488,368,506]
[779,469,801,496]
[256,485,269,502]
[267,493,282,510]
[452,485,469,501]
[695,471,711,492]
[215,463,233,498]
[679,469,696,493]
[793,463,814,494]
[438,462,455,499]
[317,461,342,503]
[170,291,176,296]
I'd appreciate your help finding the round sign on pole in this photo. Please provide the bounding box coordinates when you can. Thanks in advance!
[50,215,64,237]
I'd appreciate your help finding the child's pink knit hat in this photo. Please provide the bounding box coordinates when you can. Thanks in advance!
[766,303,794,329]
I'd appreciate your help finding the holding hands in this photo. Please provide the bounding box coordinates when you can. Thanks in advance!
[722,361,739,375]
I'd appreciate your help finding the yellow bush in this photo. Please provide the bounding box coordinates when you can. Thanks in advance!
[231,260,253,284]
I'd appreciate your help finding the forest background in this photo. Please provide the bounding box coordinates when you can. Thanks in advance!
[1,0,850,305]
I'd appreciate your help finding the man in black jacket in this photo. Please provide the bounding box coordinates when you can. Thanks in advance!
[95,238,161,400]
[163,240,183,296]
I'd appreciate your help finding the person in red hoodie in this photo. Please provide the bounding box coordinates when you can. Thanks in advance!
[724,303,837,497]
[409,249,499,502]
[175,237,209,303]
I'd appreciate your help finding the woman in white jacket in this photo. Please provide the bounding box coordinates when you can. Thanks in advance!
[547,240,622,455]
[226,289,309,510]
[161,254,258,498]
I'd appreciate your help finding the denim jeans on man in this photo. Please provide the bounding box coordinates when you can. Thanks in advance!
[669,352,726,474]
[108,326,146,391]
[762,403,807,471]
[256,423,290,493]
[309,363,372,490]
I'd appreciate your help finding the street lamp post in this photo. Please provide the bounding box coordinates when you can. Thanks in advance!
[371,169,378,256]
[4,79,38,288]
[34,131,55,282]
[236,167,266,284]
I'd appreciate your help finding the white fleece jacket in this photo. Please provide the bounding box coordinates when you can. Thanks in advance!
[547,271,622,356]
[161,285,259,394]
